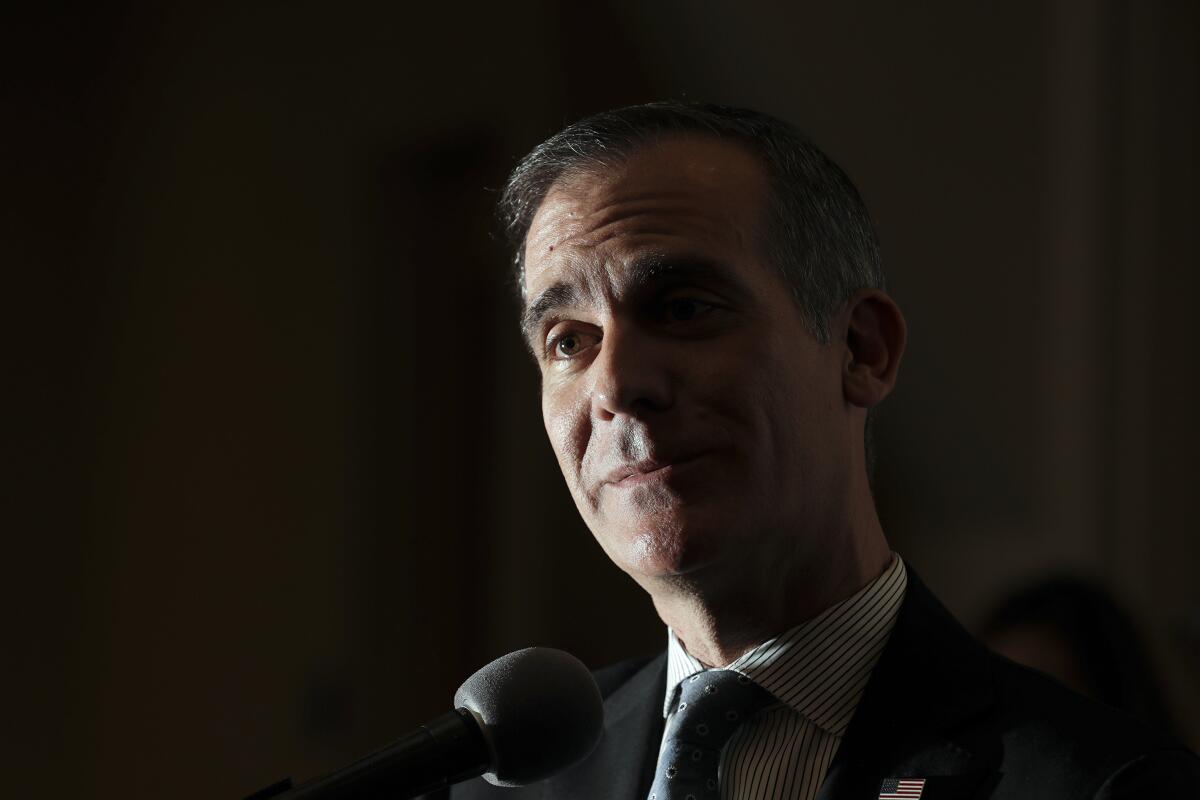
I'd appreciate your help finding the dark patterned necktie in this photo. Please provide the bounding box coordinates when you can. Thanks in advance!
[648,669,776,800]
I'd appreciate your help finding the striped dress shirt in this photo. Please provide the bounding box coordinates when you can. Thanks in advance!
[659,554,908,800]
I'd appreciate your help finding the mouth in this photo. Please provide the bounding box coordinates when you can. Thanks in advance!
[603,454,707,488]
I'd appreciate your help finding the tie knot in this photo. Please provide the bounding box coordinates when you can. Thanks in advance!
[648,671,776,799]
[670,670,775,748]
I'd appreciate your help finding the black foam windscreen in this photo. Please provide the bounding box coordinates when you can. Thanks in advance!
[453,647,604,787]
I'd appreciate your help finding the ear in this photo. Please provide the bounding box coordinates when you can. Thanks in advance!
[839,289,907,409]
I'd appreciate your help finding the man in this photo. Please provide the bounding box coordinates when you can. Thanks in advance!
[445,103,1199,798]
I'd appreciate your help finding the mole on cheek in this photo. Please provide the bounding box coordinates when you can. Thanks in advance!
[548,245,555,252]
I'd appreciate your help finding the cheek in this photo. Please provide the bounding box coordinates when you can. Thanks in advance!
[697,333,788,441]
[542,386,592,487]
[724,333,838,470]
[760,350,846,477]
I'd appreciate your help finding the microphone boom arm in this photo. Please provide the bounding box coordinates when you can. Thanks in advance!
[245,708,490,800]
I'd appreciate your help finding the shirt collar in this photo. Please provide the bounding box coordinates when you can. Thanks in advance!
[663,553,908,737]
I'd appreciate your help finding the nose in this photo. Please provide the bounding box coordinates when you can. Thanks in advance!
[589,325,674,421]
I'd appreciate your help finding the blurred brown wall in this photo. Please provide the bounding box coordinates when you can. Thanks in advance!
[6,1,1198,797]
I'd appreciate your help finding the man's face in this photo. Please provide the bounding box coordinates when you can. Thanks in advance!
[521,136,854,591]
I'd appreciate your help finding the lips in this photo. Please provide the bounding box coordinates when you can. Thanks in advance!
[602,454,705,487]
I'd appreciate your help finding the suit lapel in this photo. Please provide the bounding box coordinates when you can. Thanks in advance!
[540,567,1001,800]
[544,653,667,800]
[817,569,1001,800]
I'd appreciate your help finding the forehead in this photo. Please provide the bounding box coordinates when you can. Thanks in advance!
[523,136,771,298]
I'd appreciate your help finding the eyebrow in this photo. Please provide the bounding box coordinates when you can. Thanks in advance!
[521,282,580,347]
[519,255,738,348]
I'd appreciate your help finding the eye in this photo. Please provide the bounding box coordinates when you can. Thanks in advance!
[547,329,600,360]
[663,297,716,323]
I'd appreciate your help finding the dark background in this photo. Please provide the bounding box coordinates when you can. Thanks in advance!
[6,1,1198,797]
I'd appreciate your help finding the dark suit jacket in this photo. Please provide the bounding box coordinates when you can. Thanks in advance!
[437,570,1200,799]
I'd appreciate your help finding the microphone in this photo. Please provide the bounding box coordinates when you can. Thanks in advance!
[246,647,604,800]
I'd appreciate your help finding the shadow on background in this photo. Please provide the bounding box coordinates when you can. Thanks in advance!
[6,2,1198,798]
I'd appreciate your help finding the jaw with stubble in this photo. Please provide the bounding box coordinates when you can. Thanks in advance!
[572,440,742,584]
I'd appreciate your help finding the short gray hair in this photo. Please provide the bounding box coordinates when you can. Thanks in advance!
[499,101,888,478]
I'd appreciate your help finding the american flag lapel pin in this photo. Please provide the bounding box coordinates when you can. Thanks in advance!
[878,777,926,799]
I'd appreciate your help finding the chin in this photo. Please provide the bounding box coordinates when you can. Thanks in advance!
[603,510,725,581]
[583,478,745,580]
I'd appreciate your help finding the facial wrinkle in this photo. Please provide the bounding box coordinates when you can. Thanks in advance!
[611,418,652,464]
[576,203,730,257]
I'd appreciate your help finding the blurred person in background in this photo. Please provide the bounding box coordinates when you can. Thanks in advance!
[982,576,1179,739]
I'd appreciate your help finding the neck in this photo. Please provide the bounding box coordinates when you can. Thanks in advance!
[647,504,892,668]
